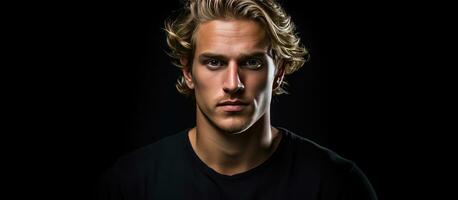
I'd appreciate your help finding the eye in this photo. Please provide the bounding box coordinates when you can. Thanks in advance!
[242,58,263,70]
[204,58,224,69]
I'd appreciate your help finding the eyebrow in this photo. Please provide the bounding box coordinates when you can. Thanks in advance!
[198,52,268,61]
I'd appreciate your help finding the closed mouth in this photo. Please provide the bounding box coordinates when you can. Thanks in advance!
[217,99,249,106]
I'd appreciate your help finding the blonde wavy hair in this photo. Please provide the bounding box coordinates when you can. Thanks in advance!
[165,0,309,96]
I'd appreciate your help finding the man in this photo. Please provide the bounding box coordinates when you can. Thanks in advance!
[99,0,377,199]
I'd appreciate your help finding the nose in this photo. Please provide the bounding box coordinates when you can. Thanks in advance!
[223,61,245,94]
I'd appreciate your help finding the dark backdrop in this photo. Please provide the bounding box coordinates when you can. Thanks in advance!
[23,0,443,199]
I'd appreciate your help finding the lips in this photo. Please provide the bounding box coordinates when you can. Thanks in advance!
[217,99,249,112]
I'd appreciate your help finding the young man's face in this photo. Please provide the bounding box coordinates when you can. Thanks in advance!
[183,19,282,134]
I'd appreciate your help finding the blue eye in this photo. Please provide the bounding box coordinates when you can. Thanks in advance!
[243,58,263,69]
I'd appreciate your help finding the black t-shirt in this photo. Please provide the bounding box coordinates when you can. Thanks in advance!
[98,128,377,200]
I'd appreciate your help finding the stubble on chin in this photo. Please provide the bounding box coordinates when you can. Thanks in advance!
[209,114,251,135]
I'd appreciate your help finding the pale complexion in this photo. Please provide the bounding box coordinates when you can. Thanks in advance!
[182,19,285,176]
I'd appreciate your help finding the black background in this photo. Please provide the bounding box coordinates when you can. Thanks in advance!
[12,0,447,199]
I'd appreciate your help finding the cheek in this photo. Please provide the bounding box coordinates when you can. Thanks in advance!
[245,70,273,94]
[244,68,275,113]
[193,68,222,100]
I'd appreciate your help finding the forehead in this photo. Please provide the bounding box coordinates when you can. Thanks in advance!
[194,19,269,56]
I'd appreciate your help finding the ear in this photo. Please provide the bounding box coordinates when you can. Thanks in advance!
[181,57,195,89]
[273,63,286,90]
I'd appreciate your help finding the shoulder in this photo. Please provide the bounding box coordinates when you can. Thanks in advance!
[279,127,355,172]
[98,129,191,198]
[107,129,189,178]
[120,129,188,167]
[278,127,378,199]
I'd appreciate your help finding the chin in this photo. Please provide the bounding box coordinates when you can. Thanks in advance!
[214,116,254,135]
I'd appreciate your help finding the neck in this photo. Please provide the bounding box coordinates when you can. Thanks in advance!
[188,111,282,176]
